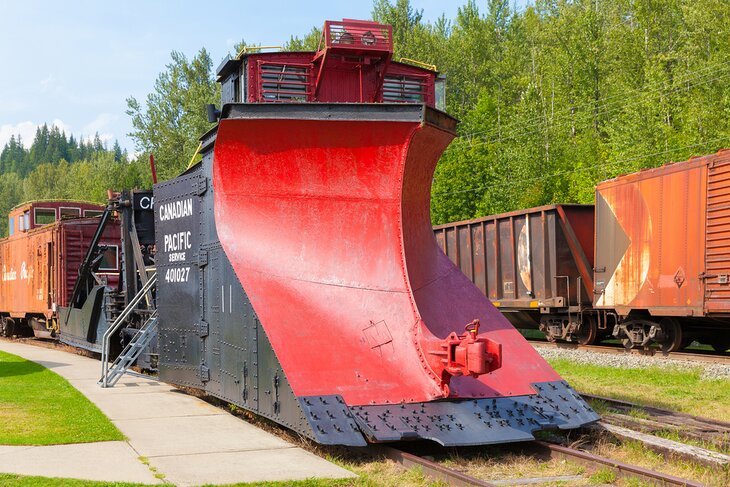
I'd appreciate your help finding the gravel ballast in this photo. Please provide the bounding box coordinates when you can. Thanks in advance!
[535,346,730,381]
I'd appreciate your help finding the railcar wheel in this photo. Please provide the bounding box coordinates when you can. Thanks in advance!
[0,317,15,337]
[575,317,598,345]
[658,318,682,353]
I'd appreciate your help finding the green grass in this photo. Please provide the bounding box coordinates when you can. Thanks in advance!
[547,357,730,422]
[0,350,123,445]
[0,474,147,486]
[589,468,617,484]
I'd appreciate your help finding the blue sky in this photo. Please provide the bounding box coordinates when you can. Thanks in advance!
[0,0,526,154]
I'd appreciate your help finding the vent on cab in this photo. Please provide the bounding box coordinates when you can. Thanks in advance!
[257,62,312,102]
[383,75,428,103]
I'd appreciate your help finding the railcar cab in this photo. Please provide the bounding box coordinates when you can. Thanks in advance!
[214,19,445,109]
[7,200,106,237]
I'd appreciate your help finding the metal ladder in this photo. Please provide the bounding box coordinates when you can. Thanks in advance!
[99,273,157,387]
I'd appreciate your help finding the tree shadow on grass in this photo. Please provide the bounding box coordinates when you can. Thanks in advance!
[0,360,59,378]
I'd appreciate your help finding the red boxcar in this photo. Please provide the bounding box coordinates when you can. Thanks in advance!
[0,201,120,337]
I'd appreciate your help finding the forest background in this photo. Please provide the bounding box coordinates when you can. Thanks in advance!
[1,0,729,237]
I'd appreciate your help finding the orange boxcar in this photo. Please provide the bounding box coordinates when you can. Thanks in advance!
[0,201,120,337]
[594,149,730,350]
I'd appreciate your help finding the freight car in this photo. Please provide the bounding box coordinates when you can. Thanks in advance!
[152,18,598,447]
[595,150,730,352]
[0,192,156,358]
[433,204,606,345]
[0,200,119,338]
[437,150,730,353]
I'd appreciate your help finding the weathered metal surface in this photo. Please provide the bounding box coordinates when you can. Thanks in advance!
[0,204,120,324]
[58,285,109,351]
[351,380,598,446]
[215,19,436,107]
[155,152,334,443]
[594,149,730,318]
[211,102,568,408]
[705,152,730,312]
[58,190,156,353]
[535,441,705,487]
[433,205,595,312]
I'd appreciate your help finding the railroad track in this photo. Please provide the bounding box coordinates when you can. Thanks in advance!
[380,442,706,486]
[582,393,730,451]
[528,339,730,365]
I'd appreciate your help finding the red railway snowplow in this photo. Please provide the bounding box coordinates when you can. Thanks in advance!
[155,18,598,446]
[210,104,597,444]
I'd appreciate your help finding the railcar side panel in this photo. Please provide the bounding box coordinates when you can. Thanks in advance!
[705,153,730,313]
[434,205,595,311]
[593,155,717,316]
[0,218,120,322]
[0,228,51,318]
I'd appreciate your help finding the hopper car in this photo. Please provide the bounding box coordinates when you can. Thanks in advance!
[436,150,730,353]
[152,18,598,447]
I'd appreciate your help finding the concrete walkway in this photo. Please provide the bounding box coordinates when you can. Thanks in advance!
[0,340,355,486]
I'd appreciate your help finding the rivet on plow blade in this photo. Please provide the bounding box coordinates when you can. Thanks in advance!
[422,319,502,394]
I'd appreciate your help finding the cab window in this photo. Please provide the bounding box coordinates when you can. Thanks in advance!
[60,207,81,220]
[19,211,30,231]
[8,217,14,236]
[34,208,56,226]
[99,245,119,271]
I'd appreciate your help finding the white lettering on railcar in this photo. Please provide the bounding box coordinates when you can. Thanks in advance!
[2,262,33,282]
[139,196,154,210]
[2,265,17,282]
[168,252,186,262]
[163,231,192,253]
[159,198,193,221]
[20,262,32,281]
[165,267,190,283]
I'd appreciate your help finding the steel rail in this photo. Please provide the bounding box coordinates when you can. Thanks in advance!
[528,339,730,365]
[379,443,704,487]
[534,441,706,487]
[581,392,730,430]
[377,446,497,487]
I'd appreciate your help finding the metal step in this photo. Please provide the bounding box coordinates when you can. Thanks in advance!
[99,273,157,388]
[101,313,158,387]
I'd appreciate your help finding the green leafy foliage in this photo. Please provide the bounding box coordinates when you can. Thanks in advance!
[3,0,730,237]
[371,0,730,224]
[126,48,219,180]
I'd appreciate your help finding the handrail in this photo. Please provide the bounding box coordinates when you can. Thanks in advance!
[104,310,158,387]
[100,273,157,387]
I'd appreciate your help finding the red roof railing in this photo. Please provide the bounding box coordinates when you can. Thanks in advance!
[318,19,393,54]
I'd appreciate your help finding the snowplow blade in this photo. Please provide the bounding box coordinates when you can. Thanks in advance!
[212,103,568,406]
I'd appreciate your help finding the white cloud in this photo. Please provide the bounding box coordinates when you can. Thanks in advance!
[50,119,72,134]
[0,121,43,148]
[79,113,117,147]
[82,113,116,135]
[0,116,118,150]
[82,132,114,147]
